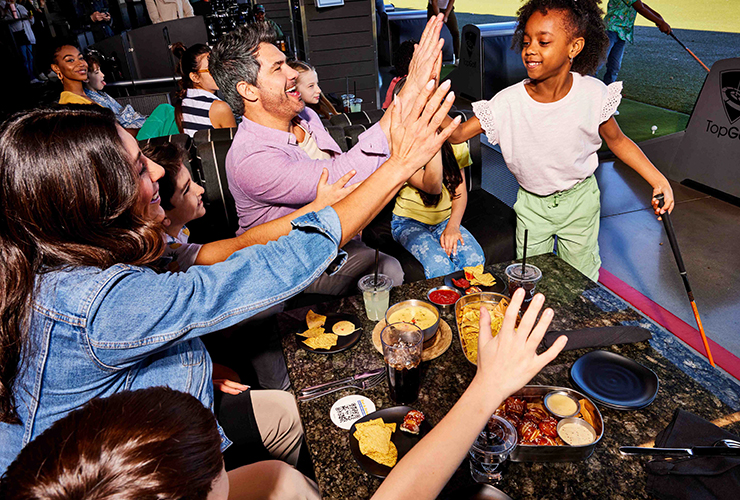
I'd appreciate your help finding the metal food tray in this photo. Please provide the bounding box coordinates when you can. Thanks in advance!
[507,385,604,462]
[454,292,510,366]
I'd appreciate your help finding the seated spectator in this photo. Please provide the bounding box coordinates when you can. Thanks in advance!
[171,41,236,137]
[84,52,147,129]
[392,139,485,278]
[50,42,93,104]
[0,291,566,500]
[145,0,194,24]
[210,22,412,295]
[253,4,282,39]
[0,60,460,474]
[383,39,415,109]
[0,387,318,500]
[1,0,39,83]
[288,60,338,119]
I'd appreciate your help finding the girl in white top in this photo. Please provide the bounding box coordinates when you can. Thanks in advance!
[445,0,674,281]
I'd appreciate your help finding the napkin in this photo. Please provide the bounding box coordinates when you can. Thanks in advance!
[645,409,740,500]
[540,326,652,351]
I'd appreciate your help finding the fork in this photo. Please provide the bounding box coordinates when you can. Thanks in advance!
[298,371,386,402]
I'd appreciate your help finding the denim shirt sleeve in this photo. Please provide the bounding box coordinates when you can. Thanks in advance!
[84,208,344,368]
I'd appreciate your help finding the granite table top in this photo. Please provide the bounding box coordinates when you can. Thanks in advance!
[277,253,740,499]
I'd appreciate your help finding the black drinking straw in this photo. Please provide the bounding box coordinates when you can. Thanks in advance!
[373,248,379,288]
[353,81,357,99]
[521,229,528,275]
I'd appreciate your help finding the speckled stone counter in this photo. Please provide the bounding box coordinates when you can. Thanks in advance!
[277,254,740,499]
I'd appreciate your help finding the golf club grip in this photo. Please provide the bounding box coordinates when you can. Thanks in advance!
[655,195,688,275]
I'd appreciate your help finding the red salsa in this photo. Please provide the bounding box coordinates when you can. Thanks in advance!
[429,289,460,305]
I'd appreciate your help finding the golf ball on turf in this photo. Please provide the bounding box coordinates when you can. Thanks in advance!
[651,125,658,134]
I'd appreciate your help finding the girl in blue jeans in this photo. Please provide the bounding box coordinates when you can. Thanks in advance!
[391,140,485,278]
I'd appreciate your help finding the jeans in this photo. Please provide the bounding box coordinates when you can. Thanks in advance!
[19,44,34,80]
[602,30,627,85]
[391,215,485,279]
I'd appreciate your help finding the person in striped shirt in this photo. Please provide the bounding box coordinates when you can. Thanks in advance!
[171,42,236,137]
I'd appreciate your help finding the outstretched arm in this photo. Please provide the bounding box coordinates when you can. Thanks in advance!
[633,1,671,34]
[373,289,567,500]
[442,114,484,144]
[599,117,674,217]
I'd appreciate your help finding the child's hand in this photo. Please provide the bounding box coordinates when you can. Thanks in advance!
[651,182,674,220]
[313,168,360,209]
[214,379,250,395]
[440,224,463,257]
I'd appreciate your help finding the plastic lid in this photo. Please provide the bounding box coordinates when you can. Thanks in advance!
[358,273,393,292]
[505,263,542,281]
[471,415,518,454]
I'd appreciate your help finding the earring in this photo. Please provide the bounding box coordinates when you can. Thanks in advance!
[56,72,63,80]
[569,57,573,64]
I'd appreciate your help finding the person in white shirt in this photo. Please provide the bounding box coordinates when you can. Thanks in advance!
[145,0,194,24]
[428,0,458,60]
[444,0,674,282]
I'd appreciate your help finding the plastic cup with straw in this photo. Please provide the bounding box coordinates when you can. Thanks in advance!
[505,229,542,309]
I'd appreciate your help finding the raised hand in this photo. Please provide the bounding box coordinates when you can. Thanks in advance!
[388,78,460,176]
[475,289,567,400]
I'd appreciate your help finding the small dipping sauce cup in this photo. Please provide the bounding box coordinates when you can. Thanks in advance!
[380,322,423,404]
[427,286,461,314]
[557,417,597,447]
[505,263,542,308]
[544,391,581,419]
[358,274,392,321]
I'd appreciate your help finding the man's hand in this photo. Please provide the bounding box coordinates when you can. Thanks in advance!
[388,78,460,177]
[90,11,107,22]
[313,168,360,209]
[398,15,445,111]
[474,289,567,400]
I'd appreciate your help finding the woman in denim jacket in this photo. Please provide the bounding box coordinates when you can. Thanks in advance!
[0,69,459,483]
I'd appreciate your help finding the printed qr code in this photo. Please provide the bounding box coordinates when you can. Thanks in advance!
[336,403,361,423]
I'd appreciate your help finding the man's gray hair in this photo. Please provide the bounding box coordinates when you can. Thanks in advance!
[209,22,278,116]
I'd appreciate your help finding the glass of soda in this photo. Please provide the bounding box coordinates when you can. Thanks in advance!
[358,274,393,321]
[380,322,423,404]
[469,415,517,484]
[504,263,542,309]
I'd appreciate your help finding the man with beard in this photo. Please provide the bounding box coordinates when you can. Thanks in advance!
[210,17,447,295]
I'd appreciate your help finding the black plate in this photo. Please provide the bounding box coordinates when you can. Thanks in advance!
[570,350,659,410]
[349,406,432,478]
[444,270,506,295]
[296,313,363,354]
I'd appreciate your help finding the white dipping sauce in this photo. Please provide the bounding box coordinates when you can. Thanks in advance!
[559,422,594,446]
[546,394,577,416]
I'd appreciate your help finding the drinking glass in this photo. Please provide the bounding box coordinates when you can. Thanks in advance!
[380,322,423,404]
[469,415,518,484]
[358,274,392,321]
[341,93,355,113]
[350,97,363,112]
[504,263,542,309]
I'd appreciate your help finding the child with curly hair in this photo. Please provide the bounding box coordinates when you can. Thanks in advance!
[446,0,673,281]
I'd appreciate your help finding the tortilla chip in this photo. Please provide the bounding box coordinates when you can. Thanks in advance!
[366,442,398,467]
[306,310,326,329]
[302,333,338,350]
[298,327,325,338]
[354,418,398,467]
[332,320,356,336]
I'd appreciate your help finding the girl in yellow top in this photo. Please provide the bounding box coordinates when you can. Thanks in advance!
[391,140,485,278]
[51,44,93,105]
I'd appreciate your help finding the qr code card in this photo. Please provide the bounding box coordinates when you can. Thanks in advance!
[330,395,376,429]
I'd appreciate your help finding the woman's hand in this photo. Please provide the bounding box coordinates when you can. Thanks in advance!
[440,224,463,257]
[650,180,674,219]
[312,168,359,209]
[474,289,567,401]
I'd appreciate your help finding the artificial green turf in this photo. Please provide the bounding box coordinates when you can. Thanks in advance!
[614,98,690,144]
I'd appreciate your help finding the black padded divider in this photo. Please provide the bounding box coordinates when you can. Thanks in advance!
[192,139,239,243]
[192,127,238,149]
[345,124,368,149]
[326,126,349,152]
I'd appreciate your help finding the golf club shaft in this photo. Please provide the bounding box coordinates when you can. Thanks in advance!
[655,195,715,367]
[670,33,710,73]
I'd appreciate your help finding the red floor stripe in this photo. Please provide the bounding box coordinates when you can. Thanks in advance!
[598,268,740,381]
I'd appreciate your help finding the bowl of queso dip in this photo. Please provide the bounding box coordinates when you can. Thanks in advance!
[385,300,440,341]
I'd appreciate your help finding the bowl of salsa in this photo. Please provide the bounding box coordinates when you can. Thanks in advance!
[426,286,461,314]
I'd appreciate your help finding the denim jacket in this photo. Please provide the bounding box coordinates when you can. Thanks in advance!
[0,208,346,474]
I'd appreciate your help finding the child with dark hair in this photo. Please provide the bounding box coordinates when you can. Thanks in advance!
[84,52,147,129]
[445,0,674,281]
[383,39,416,109]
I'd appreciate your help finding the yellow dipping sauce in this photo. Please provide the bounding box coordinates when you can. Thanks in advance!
[388,306,437,330]
[546,394,578,416]
[558,422,595,446]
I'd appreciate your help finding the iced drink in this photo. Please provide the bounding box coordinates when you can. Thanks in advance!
[469,415,517,483]
[504,263,542,308]
[380,322,423,404]
[358,274,392,321]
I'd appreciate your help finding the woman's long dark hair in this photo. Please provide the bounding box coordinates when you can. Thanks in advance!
[418,141,463,207]
[0,106,165,423]
[171,42,212,133]
[0,388,224,499]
